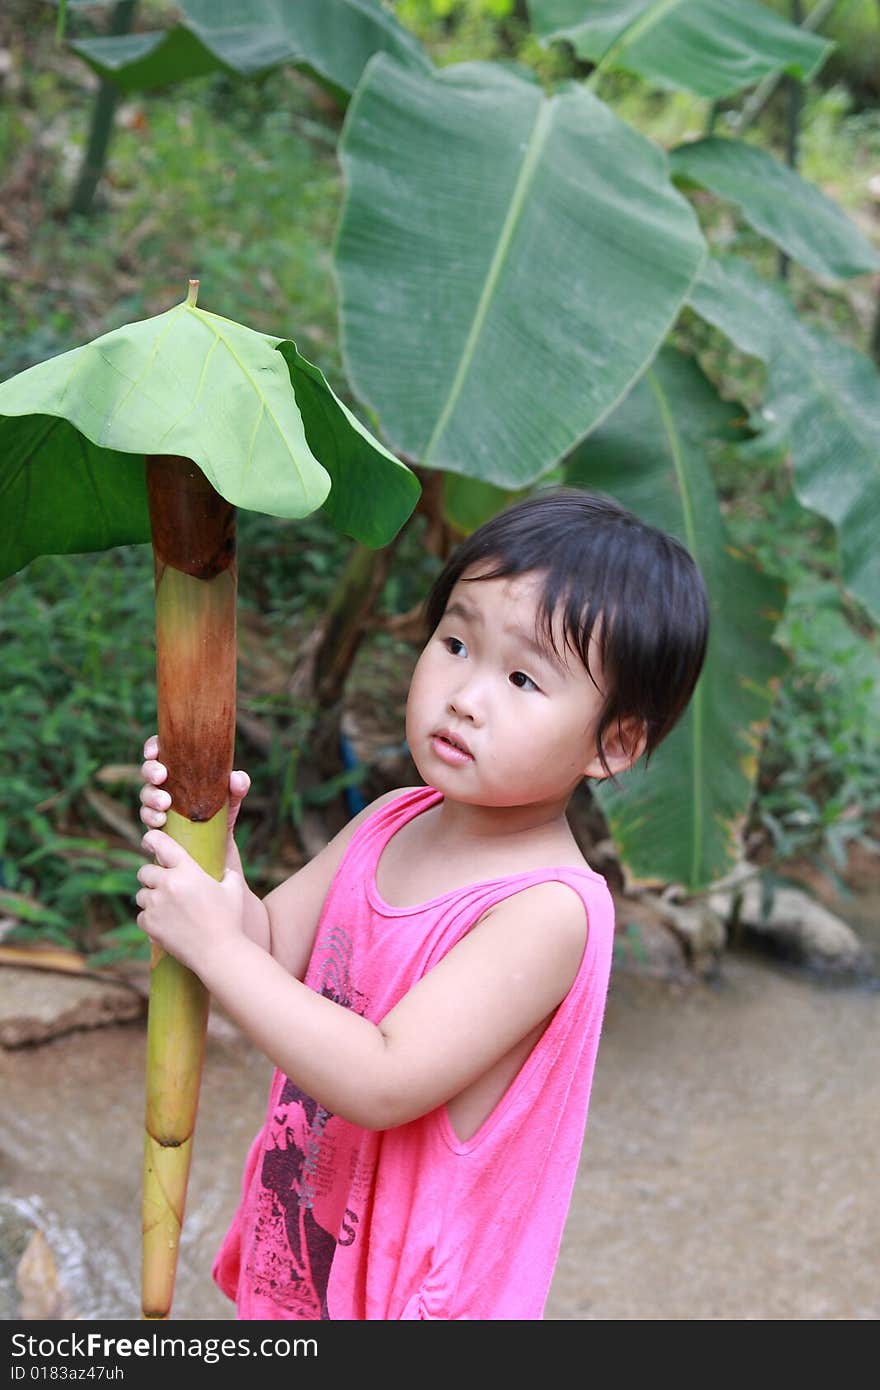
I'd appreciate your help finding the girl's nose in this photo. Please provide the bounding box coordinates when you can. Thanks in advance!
[448,677,485,723]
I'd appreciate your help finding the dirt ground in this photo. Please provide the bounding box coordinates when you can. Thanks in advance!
[1,942,877,1322]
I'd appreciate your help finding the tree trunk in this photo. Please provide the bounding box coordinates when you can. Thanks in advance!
[140,452,237,1319]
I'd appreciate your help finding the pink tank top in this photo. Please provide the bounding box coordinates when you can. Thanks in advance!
[212,785,615,1320]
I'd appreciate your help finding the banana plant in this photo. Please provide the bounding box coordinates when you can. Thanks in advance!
[332,6,880,890]
[0,280,419,1318]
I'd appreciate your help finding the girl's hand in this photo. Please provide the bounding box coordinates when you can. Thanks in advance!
[139,734,250,872]
[135,829,244,974]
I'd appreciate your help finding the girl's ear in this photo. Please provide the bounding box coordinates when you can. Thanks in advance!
[582,717,648,781]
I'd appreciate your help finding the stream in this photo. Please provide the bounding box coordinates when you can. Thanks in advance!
[1,939,878,1322]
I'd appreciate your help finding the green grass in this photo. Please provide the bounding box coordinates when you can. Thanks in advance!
[0,546,157,957]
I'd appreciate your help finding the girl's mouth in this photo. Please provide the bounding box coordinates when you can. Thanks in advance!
[430,733,474,765]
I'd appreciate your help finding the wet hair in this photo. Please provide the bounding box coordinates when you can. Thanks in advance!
[422,487,709,779]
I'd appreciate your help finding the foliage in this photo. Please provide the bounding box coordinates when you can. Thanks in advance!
[752,577,880,868]
[0,60,343,384]
[729,481,880,871]
[0,546,156,957]
[761,0,880,102]
[566,349,787,886]
[2,0,880,948]
[0,292,418,581]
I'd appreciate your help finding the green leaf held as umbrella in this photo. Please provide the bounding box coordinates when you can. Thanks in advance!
[0,285,418,581]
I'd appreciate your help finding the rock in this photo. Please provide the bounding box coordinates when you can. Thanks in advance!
[18,1227,78,1321]
[612,896,696,983]
[0,1200,33,1320]
[0,967,145,1049]
[653,890,727,978]
[709,867,869,973]
[620,884,727,979]
[0,1199,79,1322]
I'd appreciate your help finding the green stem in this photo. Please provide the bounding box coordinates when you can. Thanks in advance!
[778,0,804,281]
[141,455,237,1319]
[69,1,139,219]
[313,541,399,709]
[870,289,880,368]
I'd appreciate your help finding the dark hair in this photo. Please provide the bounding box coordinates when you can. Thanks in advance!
[422,488,709,779]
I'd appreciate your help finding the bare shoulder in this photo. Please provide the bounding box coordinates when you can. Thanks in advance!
[470,879,589,994]
[483,878,589,939]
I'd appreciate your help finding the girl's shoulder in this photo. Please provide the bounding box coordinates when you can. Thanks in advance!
[358,785,427,820]
[343,785,435,842]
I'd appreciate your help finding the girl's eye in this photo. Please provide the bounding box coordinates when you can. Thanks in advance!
[510,670,539,692]
[444,636,466,657]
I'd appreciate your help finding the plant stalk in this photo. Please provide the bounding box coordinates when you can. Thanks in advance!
[870,286,880,368]
[141,452,237,1319]
[69,1,139,218]
[778,0,804,281]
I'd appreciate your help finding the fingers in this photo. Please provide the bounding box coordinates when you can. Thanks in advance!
[226,771,250,835]
[140,746,249,832]
[140,788,171,828]
[230,769,250,799]
[140,754,169,827]
[141,830,182,867]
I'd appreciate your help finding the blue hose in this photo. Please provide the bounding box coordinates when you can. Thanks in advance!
[339,731,367,816]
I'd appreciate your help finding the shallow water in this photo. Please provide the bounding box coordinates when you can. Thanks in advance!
[1,948,878,1321]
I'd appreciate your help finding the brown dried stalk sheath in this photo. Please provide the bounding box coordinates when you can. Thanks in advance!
[145,455,237,822]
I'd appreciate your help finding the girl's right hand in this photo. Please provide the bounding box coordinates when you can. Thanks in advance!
[139,735,251,858]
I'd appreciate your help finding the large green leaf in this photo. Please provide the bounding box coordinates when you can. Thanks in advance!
[529,0,832,99]
[274,343,419,548]
[336,57,705,487]
[564,347,786,888]
[689,256,880,622]
[0,415,151,579]
[0,293,419,581]
[670,137,880,281]
[70,0,431,98]
[69,29,223,93]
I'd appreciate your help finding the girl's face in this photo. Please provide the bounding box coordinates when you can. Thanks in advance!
[406,566,614,810]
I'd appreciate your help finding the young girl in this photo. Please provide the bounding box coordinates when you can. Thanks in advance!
[135,488,709,1321]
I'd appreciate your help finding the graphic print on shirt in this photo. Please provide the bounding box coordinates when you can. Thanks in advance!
[248,925,370,1318]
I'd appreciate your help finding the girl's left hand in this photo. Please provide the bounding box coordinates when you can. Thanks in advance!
[135,830,244,974]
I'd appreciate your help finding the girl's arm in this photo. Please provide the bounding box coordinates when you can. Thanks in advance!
[135,832,587,1131]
